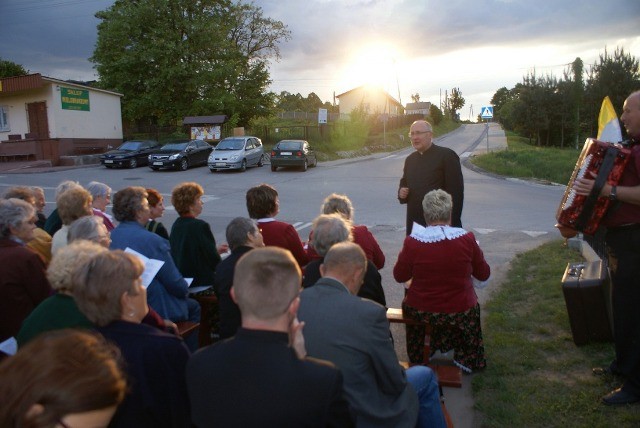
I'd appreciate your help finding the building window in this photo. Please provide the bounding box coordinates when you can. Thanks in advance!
[0,106,9,132]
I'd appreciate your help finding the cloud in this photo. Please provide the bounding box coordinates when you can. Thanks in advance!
[1,0,638,116]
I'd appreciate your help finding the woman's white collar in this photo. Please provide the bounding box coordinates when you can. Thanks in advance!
[409,223,468,243]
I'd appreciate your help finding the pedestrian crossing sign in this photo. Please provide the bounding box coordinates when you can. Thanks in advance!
[480,106,493,119]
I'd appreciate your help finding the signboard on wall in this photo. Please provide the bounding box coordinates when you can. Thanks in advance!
[318,108,328,124]
[61,87,90,111]
[191,126,221,141]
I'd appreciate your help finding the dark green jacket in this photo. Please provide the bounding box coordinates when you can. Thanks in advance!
[170,216,221,287]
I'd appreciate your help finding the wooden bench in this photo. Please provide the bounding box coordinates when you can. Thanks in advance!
[176,321,200,339]
[192,293,219,348]
[387,308,462,388]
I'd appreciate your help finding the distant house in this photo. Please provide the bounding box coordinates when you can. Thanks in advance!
[336,85,403,118]
[405,101,431,115]
[0,73,123,164]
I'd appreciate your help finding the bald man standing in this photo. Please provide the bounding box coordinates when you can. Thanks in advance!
[575,91,640,405]
[398,120,464,234]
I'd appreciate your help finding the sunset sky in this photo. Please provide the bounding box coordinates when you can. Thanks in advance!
[2,0,639,120]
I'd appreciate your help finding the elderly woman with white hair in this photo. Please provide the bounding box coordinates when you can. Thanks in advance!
[302,213,386,307]
[394,189,490,373]
[307,193,385,269]
[68,215,112,247]
[86,181,116,231]
[0,198,52,342]
[17,240,106,346]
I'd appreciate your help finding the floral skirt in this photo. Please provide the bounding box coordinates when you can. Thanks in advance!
[402,303,486,372]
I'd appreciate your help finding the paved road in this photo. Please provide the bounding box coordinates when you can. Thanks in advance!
[0,123,567,427]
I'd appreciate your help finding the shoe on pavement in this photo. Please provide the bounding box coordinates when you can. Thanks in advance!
[602,388,640,406]
[591,366,622,376]
[593,366,615,376]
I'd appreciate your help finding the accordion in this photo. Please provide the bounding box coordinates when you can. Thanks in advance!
[556,138,631,237]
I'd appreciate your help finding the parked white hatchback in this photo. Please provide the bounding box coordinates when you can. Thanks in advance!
[208,136,265,172]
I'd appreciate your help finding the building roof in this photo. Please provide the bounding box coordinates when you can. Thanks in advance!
[336,85,402,107]
[0,73,122,97]
[182,115,227,125]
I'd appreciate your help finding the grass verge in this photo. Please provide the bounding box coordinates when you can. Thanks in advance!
[473,239,640,427]
[470,131,581,184]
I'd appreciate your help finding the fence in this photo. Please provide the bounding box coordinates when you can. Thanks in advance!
[123,111,426,145]
[276,111,348,122]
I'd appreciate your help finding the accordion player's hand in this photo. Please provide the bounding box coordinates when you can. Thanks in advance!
[574,172,602,196]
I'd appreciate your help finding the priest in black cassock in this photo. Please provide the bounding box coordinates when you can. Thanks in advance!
[398,120,464,234]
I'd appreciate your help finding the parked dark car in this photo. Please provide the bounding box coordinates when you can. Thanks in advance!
[208,136,265,172]
[270,140,318,172]
[148,140,213,171]
[99,140,160,168]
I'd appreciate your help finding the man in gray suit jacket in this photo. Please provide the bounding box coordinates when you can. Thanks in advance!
[299,242,445,427]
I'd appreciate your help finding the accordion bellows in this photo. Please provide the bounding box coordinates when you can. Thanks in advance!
[556,138,631,237]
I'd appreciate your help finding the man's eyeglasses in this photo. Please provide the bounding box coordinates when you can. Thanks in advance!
[408,130,432,137]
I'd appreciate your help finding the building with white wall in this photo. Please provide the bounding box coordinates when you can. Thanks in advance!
[0,73,122,164]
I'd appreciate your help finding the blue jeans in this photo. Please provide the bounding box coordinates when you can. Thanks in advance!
[406,366,446,428]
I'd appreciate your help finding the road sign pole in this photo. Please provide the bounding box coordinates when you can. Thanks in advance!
[480,106,493,152]
[486,120,489,152]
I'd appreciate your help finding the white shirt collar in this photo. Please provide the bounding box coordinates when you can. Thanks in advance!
[409,223,468,243]
[256,218,276,223]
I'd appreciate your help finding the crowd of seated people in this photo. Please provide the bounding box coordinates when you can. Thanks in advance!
[1,179,486,427]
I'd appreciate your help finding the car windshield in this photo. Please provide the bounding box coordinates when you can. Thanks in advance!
[216,139,245,150]
[118,142,142,151]
[161,142,188,151]
[277,141,302,150]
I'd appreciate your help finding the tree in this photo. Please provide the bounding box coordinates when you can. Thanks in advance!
[584,47,640,138]
[91,0,290,126]
[0,58,28,78]
[570,57,584,148]
[490,87,513,123]
[410,93,420,103]
[428,104,444,125]
[448,87,465,121]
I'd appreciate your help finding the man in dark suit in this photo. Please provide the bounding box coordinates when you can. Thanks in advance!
[213,217,264,339]
[186,247,352,427]
[299,242,445,428]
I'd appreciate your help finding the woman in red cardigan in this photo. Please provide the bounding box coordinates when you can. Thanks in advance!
[394,189,490,373]
[245,184,308,268]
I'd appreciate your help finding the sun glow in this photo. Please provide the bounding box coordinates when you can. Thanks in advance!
[338,43,403,93]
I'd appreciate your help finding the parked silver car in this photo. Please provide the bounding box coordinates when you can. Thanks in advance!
[208,136,265,172]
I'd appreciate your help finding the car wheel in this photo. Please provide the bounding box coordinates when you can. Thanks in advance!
[129,158,138,168]
[271,165,277,172]
[258,154,264,167]
[209,168,216,173]
[302,158,308,172]
[179,158,188,171]
[240,159,247,172]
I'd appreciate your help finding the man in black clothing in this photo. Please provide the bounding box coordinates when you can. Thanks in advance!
[213,217,264,339]
[398,120,464,234]
[575,91,640,405]
[187,247,352,427]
